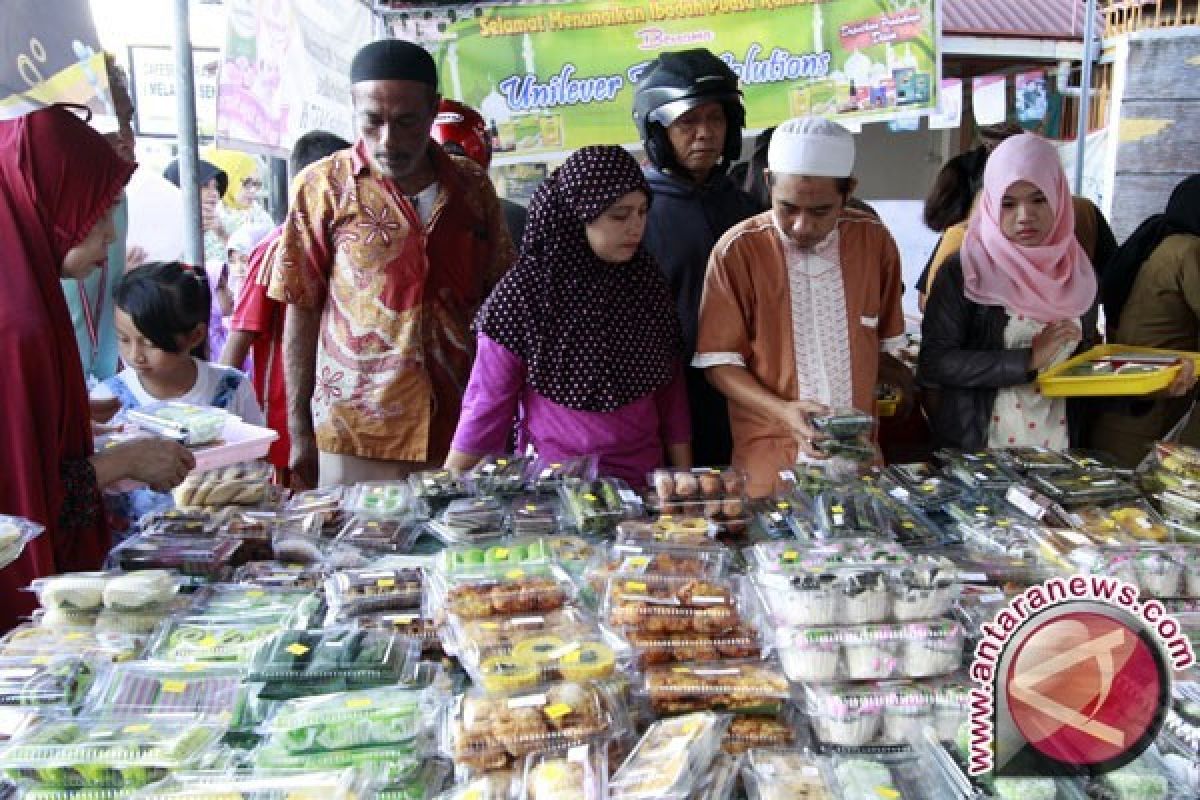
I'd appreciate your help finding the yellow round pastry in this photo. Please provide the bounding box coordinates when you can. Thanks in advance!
[478,655,539,693]
[512,634,568,665]
[652,515,711,540]
[558,641,616,681]
[1110,507,1168,541]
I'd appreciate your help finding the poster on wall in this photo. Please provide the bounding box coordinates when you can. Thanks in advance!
[399,0,941,160]
[215,0,373,156]
[0,0,110,120]
[128,46,220,138]
[971,73,1006,126]
[1015,69,1048,124]
[928,76,961,129]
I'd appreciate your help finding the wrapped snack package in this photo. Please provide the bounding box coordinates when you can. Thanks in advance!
[609,711,727,800]
[647,468,748,535]
[521,743,607,800]
[742,748,834,800]
[0,516,44,570]
[172,460,274,507]
[561,479,644,535]
[469,455,534,495]
[261,685,445,754]
[84,662,243,716]
[639,658,790,716]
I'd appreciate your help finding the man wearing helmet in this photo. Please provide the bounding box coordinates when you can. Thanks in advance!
[431,98,528,246]
[633,48,759,467]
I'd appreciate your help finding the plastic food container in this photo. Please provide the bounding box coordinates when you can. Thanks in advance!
[876,498,953,547]
[232,561,329,589]
[172,460,274,507]
[250,737,424,773]
[436,537,556,578]
[0,626,142,664]
[131,769,369,800]
[333,516,423,557]
[1038,344,1200,397]
[464,631,626,694]
[615,516,718,545]
[741,748,835,800]
[510,496,563,537]
[804,682,939,749]
[323,567,424,622]
[1000,446,1076,474]
[881,468,962,513]
[609,712,727,800]
[640,658,790,715]
[125,402,229,447]
[346,610,441,654]
[433,564,575,620]
[261,685,444,754]
[1067,500,1171,542]
[136,509,214,537]
[626,626,762,668]
[343,481,418,517]
[722,714,798,756]
[448,681,618,772]
[525,455,598,493]
[31,571,179,614]
[469,454,534,495]
[107,536,243,584]
[247,629,422,694]
[588,540,731,591]
[446,608,597,662]
[775,619,964,683]
[0,716,224,789]
[812,408,875,439]
[0,516,44,571]
[939,451,1022,491]
[522,742,607,800]
[604,574,744,635]
[1075,546,1200,599]
[560,479,644,535]
[185,584,323,627]
[434,497,508,543]
[1031,470,1141,507]
[407,469,470,508]
[0,657,95,710]
[814,490,886,539]
[646,468,749,535]
[84,662,242,716]
[148,619,283,664]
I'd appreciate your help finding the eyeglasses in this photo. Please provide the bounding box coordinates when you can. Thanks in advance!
[243,178,263,189]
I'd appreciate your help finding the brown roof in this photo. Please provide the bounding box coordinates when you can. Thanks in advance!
[943,0,1099,40]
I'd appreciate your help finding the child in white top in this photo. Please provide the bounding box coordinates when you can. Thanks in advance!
[92,262,264,532]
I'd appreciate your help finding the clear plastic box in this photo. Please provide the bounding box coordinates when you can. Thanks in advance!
[130,769,369,800]
[525,456,598,493]
[812,408,875,439]
[509,496,563,537]
[999,446,1076,473]
[881,464,962,513]
[463,632,627,694]
[1030,470,1141,507]
[0,716,224,789]
[803,682,940,750]
[107,536,243,584]
[444,608,597,662]
[938,450,1022,491]
[323,567,424,622]
[774,619,964,683]
[521,742,607,800]
[343,481,419,517]
[246,629,422,689]
[625,626,762,668]
[0,657,96,709]
[436,537,556,578]
[346,610,441,654]
[434,497,508,542]
[609,712,727,800]
[232,561,329,589]
[184,584,323,627]
[615,516,718,545]
[433,564,575,620]
[646,468,749,534]
[125,402,229,447]
[722,713,798,756]
[171,460,274,507]
[560,479,644,535]
[814,490,887,539]
[408,469,470,507]
[587,540,731,594]
[746,539,912,576]
[261,685,444,754]
[0,516,44,571]
[0,626,142,664]
[148,618,283,664]
[469,454,534,495]
[639,658,791,716]
[448,681,619,772]
[741,748,834,800]
[603,574,744,635]
[1067,499,1171,543]
[30,571,179,614]
[334,516,424,557]
[84,662,243,716]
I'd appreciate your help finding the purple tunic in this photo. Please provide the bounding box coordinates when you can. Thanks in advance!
[452,334,692,488]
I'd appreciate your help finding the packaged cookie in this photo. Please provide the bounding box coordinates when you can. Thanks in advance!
[433,564,575,621]
[470,454,535,496]
[742,748,834,800]
[625,625,761,668]
[639,658,791,716]
[347,610,442,654]
[449,681,617,772]
[323,566,424,622]
[171,460,274,507]
[603,574,743,635]
[722,712,798,755]
[520,742,607,800]
[647,468,749,534]
[587,540,730,594]
[609,711,727,800]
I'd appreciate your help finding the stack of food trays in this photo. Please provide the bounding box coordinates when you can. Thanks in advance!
[1143,443,1200,542]
[811,407,876,466]
[646,468,750,536]
[937,450,1023,492]
[28,570,183,635]
[559,478,644,536]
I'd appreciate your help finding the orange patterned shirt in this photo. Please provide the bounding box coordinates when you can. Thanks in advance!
[268,140,514,462]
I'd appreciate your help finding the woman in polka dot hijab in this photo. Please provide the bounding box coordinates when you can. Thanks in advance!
[445,145,693,485]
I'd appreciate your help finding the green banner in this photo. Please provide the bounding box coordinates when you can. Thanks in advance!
[419,0,940,159]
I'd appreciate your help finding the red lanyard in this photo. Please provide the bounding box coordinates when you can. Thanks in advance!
[76,261,109,365]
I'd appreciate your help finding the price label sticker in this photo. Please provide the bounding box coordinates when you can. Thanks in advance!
[161,681,187,694]
[506,569,525,580]
[285,643,310,657]
[624,581,647,592]
[197,635,219,649]
[124,724,151,734]
[245,590,265,598]
[377,578,396,589]
[493,548,510,560]
[346,697,373,710]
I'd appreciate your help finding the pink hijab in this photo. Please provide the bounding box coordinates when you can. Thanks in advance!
[960,133,1096,322]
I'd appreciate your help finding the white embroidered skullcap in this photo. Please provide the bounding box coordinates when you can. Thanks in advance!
[767,116,855,177]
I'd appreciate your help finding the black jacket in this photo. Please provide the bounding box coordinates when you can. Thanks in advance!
[917,256,1100,451]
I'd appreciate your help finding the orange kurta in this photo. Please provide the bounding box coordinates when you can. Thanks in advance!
[695,209,905,496]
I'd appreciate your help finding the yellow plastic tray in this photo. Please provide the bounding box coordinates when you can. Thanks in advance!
[1038,344,1200,397]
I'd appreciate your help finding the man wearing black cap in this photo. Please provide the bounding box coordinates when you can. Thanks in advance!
[632,49,758,466]
[268,39,514,488]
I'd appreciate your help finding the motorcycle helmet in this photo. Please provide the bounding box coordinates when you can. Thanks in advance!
[431,98,492,169]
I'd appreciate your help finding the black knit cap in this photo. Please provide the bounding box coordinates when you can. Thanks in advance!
[350,39,437,87]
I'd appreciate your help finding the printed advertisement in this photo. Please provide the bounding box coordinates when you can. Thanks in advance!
[0,0,110,120]
[215,0,373,156]
[128,46,220,138]
[406,0,941,160]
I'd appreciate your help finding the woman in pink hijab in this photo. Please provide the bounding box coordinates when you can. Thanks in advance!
[917,133,1194,450]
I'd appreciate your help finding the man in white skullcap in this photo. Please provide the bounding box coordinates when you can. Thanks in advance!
[693,115,909,496]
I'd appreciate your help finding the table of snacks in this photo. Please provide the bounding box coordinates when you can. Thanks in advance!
[0,410,1198,799]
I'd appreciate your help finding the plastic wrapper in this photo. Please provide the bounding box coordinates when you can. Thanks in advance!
[107,536,242,584]
[646,469,749,535]
[184,583,323,627]
[814,490,886,539]
[334,516,423,557]
[815,435,876,465]
[875,498,954,547]
[722,712,798,755]
[409,469,470,508]
[447,681,619,772]
[587,540,730,594]
[830,756,910,800]
[604,574,744,635]
[560,479,644,535]
[1030,469,1141,507]
[232,561,328,589]
[172,461,274,507]
[1077,546,1200,599]
[84,663,242,716]
[741,748,834,800]
[626,625,762,668]
[125,402,229,447]
[881,464,962,513]
[464,631,626,693]
[525,456,598,493]
[136,509,214,537]
[520,742,607,800]
[0,716,224,789]
[0,516,45,571]
[1158,490,1200,524]
[370,757,453,800]
[432,775,513,800]
[609,711,726,800]
[433,497,508,543]
[939,450,1022,491]
[31,571,179,614]
[812,408,875,439]
[247,629,422,693]
[804,682,943,750]
[470,455,534,495]
[432,564,575,620]
[261,685,444,754]
[639,658,790,716]
[756,498,800,539]
[437,538,556,577]
[129,769,369,799]
[148,619,283,664]
[271,514,367,568]
[284,487,346,536]
[0,626,141,664]
[0,657,95,709]
[323,566,424,623]
[344,480,419,517]
[251,738,424,773]
[1067,500,1171,543]
[510,497,563,537]
[348,610,442,654]
[1000,446,1076,473]
[775,619,964,683]
[746,539,911,575]
[445,608,597,661]
[614,516,717,545]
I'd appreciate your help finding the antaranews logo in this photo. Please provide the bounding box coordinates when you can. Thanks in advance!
[968,574,1194,778]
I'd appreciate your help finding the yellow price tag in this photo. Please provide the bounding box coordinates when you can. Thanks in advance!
[626,556,650,569]
[377,578,396,589]
[183,663,205,673]
[902,521,915,529]
[497,459,508,467]
[543,703,572,720]
[625,581,647,592]
[246,590,265,598]
[776,502,790,510]
[583,493,598,502]
[65,632,86,641]
[31,656,50,666]
[346,697,373,710]
[876,788,901,799]
[506,569,525,580]
[525,505,538,512]
[782,550,798,561]
[124,724,151,734]
[494,548,510,559]
[831,505,844,513]
[197,635,219,649]
[285,643,311,657]
[162,680,187,694]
